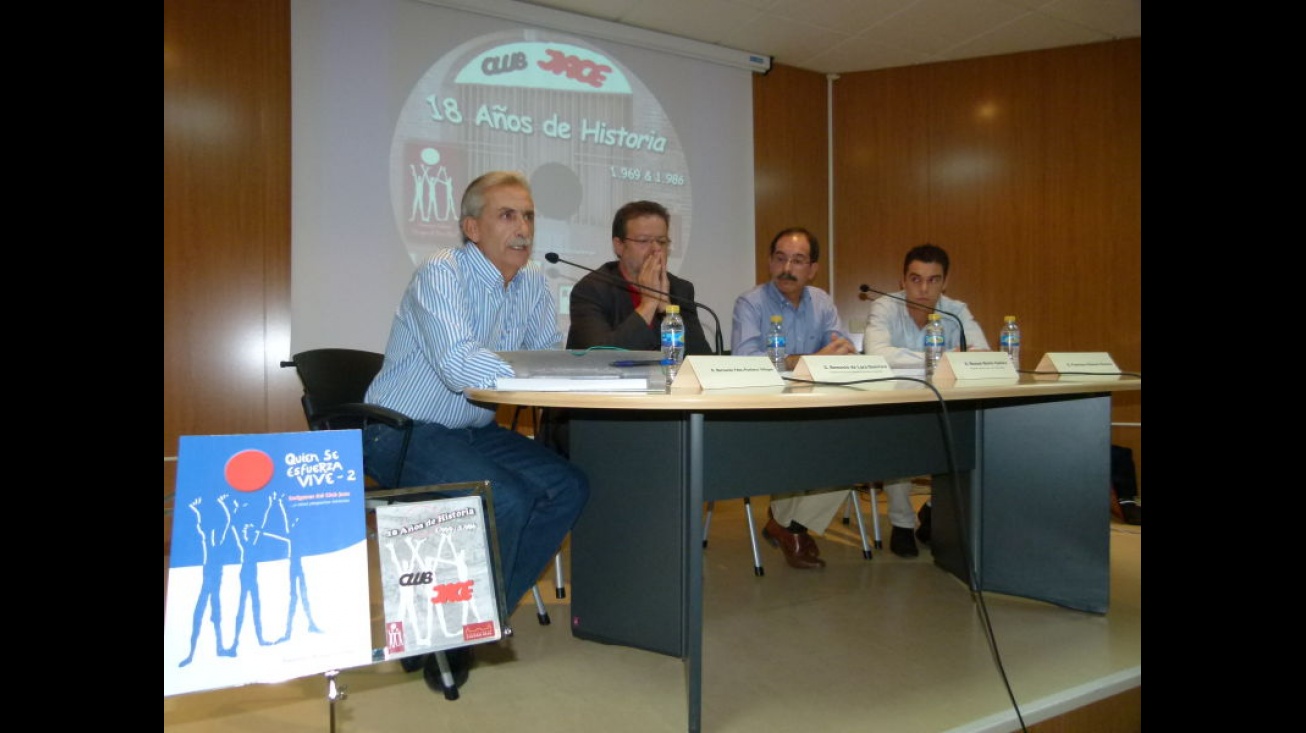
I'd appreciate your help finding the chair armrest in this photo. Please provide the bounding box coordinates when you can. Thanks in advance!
[308,402,413,432]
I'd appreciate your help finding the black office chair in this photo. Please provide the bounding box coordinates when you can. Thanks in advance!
[282,348,414,487]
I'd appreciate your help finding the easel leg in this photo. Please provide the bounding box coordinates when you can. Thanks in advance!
[324,669,346,733]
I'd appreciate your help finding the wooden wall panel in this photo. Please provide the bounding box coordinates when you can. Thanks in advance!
[163,0,300,534]
[832,65,933,332]
[925,51,1049,345]
[819,40,1142,489]
[752,65,830,290]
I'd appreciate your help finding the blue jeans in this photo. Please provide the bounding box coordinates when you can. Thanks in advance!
[364,422,589,610]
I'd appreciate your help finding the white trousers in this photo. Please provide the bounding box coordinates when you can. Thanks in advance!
[768,489,850,534]
[885,479,929,529]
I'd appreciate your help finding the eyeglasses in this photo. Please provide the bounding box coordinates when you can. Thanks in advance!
[770,252,811,267]
[621,237,671,247]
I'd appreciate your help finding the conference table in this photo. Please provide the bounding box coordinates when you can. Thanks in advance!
[468,369,1141,733]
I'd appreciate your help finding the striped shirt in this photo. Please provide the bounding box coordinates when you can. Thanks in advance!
[365,244,562,427]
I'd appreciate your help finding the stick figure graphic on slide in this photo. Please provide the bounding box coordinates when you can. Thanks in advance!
[179,494,238,667]
[408,148,456,224]
[262,491,324,642]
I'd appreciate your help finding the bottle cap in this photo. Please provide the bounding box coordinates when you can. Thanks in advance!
[666,305,680,314]
[928,313,941,321]
[770,314,782,323]
[1004,315,1016,323]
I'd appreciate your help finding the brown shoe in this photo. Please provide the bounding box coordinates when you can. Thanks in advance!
[763,515,824,569]
[796,531,823,562]
[768,508,822,560]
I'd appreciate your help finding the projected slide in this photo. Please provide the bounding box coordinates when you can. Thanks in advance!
[291,0,756,354]
[389,30,694,313]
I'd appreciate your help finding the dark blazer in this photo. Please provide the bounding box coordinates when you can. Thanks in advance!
[565,261,715,355]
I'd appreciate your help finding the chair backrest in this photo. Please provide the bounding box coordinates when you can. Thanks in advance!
[288,348,385,430]
[283,348,413,488]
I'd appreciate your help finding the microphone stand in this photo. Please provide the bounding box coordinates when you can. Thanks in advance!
[859,284,967,353]
[545,252,724,355]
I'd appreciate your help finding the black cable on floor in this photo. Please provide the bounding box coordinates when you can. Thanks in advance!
[783,374,1029,732]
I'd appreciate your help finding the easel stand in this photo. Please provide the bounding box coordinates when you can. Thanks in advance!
[431,652,459,701]
[324,670,345,733]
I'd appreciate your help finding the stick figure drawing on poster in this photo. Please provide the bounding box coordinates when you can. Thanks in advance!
[226,495,277,653]
[262,491,323,643]
[179,494,238,667]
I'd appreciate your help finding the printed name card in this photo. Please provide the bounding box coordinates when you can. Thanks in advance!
[1033,352,1121,381]
[932,351,1019,381]
[793,355,894,387]
[670,355,786,391]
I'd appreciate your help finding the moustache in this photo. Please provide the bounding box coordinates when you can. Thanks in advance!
[777,273,799,282]
[508,237,532,249]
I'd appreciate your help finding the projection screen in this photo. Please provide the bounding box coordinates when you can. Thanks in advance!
[291,0,764,354]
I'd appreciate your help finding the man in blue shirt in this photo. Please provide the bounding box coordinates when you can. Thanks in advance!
[731,227,858,569]
[863,243,990,557]
[364,170,590,693]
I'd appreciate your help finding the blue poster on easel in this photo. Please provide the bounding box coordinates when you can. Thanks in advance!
[163,430,373,698]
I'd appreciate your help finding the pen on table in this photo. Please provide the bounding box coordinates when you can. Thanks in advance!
[610,359,663,367]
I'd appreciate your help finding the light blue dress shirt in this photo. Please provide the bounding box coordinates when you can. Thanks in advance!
[731,281,850,357]
[365,244,561,426]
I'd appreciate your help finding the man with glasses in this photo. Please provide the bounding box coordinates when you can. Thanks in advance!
[731,227,858,569]
[863,243,991,557]
[544,201,715,456]
[565,200,712,355]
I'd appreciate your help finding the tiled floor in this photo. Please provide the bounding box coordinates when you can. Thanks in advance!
[163,491,1141,733]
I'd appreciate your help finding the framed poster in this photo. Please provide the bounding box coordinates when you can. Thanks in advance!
[372,483,506,661]
[164,430,372,697]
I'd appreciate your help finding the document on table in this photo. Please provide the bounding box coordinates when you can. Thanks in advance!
[494,376,650,392]
[492,349,664,391]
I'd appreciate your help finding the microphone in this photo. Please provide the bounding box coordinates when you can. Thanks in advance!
[859,283,967,353]
[545,252,724,355]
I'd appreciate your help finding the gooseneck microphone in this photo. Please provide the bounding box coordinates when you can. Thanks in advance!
[545,252,725,355]
[859,283,967,353]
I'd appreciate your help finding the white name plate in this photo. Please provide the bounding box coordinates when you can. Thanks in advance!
[793,355,896,389]
[932,351,1019,381]
[670,355,785,391]
[1033,352,1121,380]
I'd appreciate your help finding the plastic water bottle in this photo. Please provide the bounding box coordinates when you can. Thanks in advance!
[766,315,787,372]
[1000,315,1021,371]
[660,304,686,383]
[923,313,945,380]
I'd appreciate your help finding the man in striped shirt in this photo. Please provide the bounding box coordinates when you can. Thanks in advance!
[364,170,590,693]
